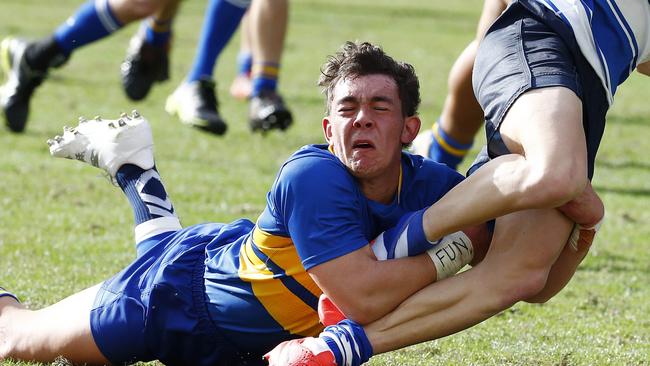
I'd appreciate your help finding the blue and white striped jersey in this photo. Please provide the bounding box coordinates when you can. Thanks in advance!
[538,0,650,103]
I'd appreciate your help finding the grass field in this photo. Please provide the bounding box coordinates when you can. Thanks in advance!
[1,0,649,365]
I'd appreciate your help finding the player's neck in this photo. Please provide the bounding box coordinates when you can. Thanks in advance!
[359,162,401,204]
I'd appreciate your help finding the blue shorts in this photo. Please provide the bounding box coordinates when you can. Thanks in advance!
[469,0,609,180]
[89,224,265,366]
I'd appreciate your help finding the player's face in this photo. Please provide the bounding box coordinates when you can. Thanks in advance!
[323,74,418,180]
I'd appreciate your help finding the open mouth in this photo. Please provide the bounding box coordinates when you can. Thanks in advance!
[352,140,374,149]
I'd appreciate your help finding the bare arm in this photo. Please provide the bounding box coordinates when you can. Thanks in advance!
[308,246,436,325]
[308,221,491,325]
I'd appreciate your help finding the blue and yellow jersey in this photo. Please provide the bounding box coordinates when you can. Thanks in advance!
[202,144,463,354]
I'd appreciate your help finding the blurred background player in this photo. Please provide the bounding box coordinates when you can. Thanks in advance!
[0,0,179,133]
[229,11,253,100]
[165,0,293,135]
[411,0,510,169]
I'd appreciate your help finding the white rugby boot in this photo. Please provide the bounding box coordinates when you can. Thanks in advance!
[47,110,154,178]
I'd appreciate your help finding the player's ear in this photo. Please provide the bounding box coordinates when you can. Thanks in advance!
[323,117,333,143]
[401,115,421,145]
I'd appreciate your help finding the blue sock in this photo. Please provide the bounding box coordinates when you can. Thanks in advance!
[429,121,473,170]
[115,164,176,226]
[237,51,253,76]
[186,0,248,82]
[143,19,172,48]
[322,320,373,366]
[53,0,123,56]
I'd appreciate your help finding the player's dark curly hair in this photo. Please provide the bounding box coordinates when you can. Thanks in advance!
[318,41,420,117]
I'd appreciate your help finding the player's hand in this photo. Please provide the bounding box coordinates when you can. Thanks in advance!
[558,181,605,252]
[318,294,346,326]
[264,337,337,366]
[568,216,604,252]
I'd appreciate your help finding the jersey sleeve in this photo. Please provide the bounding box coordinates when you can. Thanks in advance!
[405,155,465,208]
[272,156,370,270]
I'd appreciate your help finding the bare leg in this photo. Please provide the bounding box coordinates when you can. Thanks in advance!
[422,87,588,241]
[415,0,509,167]
[439,0,509,144]
[0,285,108,364]
[249,0,288,68]
[230,10,253,99]
[438,40,483,145]
[109,0,171,24]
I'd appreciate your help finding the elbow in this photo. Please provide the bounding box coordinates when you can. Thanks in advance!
[339,300,382,325]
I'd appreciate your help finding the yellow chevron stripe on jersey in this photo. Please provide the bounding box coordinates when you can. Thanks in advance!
[237,228,323,336]
[252,228,323,294]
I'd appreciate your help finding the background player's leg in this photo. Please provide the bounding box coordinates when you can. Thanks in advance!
[248,0,293,132]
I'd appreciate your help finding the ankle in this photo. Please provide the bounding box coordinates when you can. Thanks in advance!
[24,36,68,72]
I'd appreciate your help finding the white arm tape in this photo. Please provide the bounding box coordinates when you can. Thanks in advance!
[426,231,474,281]
[569,213,605,251]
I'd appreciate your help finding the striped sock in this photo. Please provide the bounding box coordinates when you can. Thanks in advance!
[0,287,19,303]
[143,18,173,48]
[53,0,123,55]
[251,62,279,97]
[428,121,473,170]
[116,164,181,253]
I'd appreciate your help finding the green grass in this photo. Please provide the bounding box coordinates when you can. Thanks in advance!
[1,0,649,365]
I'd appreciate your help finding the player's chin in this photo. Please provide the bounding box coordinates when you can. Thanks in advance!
[348,161,381,179]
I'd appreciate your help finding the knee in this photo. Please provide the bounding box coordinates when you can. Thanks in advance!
[492,268,549,309]
[524,162,588,208]
[110,0,161,20]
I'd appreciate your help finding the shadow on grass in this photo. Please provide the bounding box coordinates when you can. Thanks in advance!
[593,184,650,197]
[301,1,478,23]
[580,250,648,274]
[605,114,650,127]
[596,159,650,171]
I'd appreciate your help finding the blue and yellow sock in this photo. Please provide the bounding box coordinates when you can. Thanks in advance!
[429,121,473,170]
[251,62,279,97]
[236,51,253,77]
[186,0,249,82]
[143,17,173,48]
[53,0,124,56]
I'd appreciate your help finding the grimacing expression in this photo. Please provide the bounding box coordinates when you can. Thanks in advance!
[323,74,412,180]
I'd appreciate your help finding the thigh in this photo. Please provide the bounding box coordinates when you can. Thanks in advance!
[488,208,572,271]
[499,86,586,172]
[484,207,587,302]
[7,284,109,364]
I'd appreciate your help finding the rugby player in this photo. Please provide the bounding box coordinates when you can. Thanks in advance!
[0,41,491,365]
[266,0,648,364]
